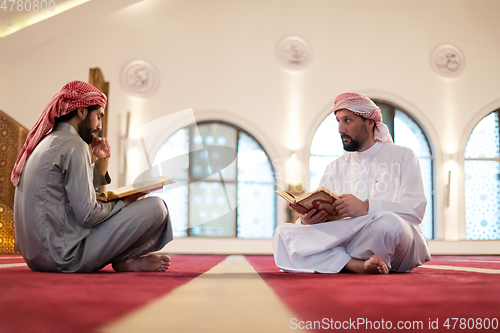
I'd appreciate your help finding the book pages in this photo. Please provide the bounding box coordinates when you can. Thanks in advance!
[275,189,296,204]
[97,176,174,202]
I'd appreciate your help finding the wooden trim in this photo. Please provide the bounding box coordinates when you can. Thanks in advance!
[89,68,109,138]
[88,68,109,193]
[0,110,27,129]
[0,110,29,253]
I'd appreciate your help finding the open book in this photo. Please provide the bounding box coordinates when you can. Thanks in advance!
[276,186,342,221]
[96,176,174,202]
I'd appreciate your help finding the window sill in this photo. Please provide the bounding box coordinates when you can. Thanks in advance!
[161,238,500,256]
[428,240,500,255]
[160,238,274,255]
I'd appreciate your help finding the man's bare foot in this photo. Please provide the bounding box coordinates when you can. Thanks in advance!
[344,254,389,274]
[112,254,171,272]
[363,254,389,274]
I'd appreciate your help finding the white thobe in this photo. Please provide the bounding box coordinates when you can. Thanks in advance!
[273,142,431,273]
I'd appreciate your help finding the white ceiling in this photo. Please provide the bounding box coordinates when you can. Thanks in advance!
[0,0,89,38]
[0,0,145,62]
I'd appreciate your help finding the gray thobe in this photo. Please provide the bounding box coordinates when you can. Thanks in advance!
[14,122,173,272]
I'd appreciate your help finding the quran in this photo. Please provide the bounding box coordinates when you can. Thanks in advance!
[276,186,342,221]
[97,176,174,202]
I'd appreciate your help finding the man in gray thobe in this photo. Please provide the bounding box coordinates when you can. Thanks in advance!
[12,81,172,273]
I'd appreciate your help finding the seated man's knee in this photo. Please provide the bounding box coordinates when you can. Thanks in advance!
[369,212,404,237]
[149,196,169,223]
[381,211,403,227]
[272,222,295,239]
[379,211,412,239]
[273,223,286,238]
[275,223,288,231]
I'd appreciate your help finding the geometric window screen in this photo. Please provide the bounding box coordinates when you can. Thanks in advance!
[309,101,435,239]
[464,110,500,240]
[393,110,434,240]
[150,121,276,239]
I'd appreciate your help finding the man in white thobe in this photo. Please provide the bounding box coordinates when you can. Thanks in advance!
[273,93,431,274]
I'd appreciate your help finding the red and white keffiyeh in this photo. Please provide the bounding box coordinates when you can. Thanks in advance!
[333,92,393,144]
[11,80,107,186]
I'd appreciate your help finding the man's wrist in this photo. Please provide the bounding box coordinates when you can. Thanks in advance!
[99,153,111,161]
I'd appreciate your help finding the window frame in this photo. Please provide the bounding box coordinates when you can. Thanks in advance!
[463,109,500,240]
[160,120,277,239]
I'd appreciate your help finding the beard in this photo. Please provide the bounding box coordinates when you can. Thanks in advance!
[78,113,97,144]
[341,134,362,152]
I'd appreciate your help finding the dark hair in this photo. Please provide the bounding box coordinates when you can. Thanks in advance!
[55,105,101,123]
[361,117,377,134]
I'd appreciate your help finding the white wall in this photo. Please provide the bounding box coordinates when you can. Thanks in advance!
[1,0,500,250]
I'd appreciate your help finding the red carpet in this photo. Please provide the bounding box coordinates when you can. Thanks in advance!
[0,255,226,333]
[2,255,499,332]
[246,256,500,332]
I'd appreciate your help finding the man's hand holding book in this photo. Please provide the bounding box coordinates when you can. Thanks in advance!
[276,186,342,224]
[289,203,329,225]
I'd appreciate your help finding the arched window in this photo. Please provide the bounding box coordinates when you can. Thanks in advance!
[150,121,276,239]
[464,110,500,240]
[309,101,435,239]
